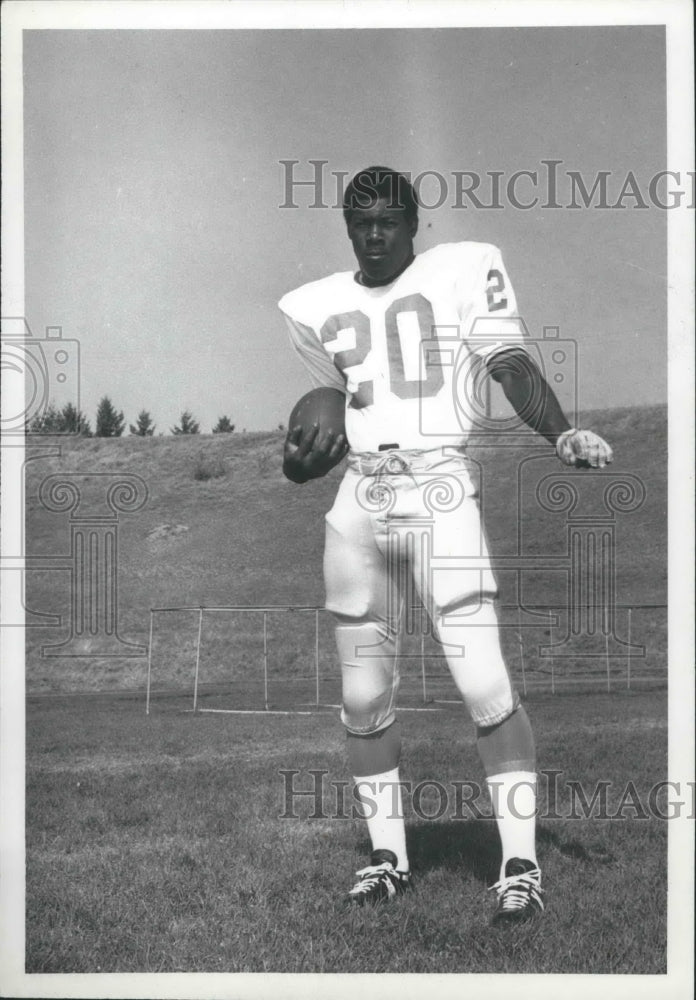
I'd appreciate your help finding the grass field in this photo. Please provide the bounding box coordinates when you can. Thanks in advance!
[22,403,671,977]
[26,688,667,974]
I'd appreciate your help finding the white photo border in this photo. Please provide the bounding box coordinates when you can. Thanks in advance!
[1,2,693,998]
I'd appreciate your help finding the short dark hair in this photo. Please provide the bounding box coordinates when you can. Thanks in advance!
[342,166,419,225]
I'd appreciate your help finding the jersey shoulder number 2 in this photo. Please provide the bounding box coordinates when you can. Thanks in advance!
[486,268,508,312]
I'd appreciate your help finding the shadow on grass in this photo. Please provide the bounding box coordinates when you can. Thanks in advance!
[359,818,501,884]
[355,818,617,884]
[537,823,616,865]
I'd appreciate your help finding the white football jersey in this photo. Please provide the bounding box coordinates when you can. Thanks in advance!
[279,242,529,453]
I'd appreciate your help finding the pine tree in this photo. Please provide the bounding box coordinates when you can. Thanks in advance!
[95,396,125,437]
[29,402,91,435]
[60,402,92,435]
[129,410,156,436]
[212,415,235,434]
[171,411,200,435]
[29,403,62,433]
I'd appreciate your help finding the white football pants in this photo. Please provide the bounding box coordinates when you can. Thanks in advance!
[324,449,517,734]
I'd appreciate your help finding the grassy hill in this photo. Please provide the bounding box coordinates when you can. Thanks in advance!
[24,404,666,693]
[23,406,670,978]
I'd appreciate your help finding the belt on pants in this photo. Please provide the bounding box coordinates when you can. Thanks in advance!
[346,446,468,477]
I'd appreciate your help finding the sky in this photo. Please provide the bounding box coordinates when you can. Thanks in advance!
[23,25,668,434]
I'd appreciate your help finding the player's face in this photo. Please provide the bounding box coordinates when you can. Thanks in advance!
[347,197,417,286]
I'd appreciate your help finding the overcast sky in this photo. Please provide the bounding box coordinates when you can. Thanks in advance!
[23,26,667,434]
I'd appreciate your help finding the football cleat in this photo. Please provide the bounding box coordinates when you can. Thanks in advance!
[489,858,544,926]
[347,849,412,906]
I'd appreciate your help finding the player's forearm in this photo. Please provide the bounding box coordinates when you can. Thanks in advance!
[494,355,571,445]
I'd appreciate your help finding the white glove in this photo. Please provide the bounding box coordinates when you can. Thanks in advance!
[555,428,613,468]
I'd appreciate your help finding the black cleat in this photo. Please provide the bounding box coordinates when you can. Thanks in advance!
[490,857,544,926]
[347,849,412,906]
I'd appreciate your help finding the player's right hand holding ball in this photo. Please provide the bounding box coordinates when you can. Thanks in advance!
[555,428,613,468]
[283,424,349,483]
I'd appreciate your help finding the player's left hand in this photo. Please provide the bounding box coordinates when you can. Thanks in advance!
[555,428,613,469]
[283,424,349,483]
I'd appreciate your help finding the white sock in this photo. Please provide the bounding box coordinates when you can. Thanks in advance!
[486,770,538,880]
[353,766,409,872]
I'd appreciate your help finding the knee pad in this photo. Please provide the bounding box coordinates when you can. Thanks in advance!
[335,617,400,735]
[434,597,515,727]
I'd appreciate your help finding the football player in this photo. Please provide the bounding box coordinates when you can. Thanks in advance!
[279,166,612,923]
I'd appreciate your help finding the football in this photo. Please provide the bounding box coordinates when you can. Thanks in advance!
[288,386,346,441]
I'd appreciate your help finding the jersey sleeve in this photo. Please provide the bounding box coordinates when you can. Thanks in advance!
[281,313,346,392]
[461,246,530,365]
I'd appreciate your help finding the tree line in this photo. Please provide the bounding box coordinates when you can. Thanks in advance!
[29,397,236,436]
